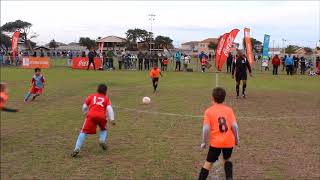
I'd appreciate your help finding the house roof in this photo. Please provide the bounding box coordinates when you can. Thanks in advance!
[200,38,219,43]
[97,36,127,43]
[33,46,51,50]
[56,45,87,51]
[181,41,199,45]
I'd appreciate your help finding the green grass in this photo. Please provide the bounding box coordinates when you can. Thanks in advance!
[1,59,320,179]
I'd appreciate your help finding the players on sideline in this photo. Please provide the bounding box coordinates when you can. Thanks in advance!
[232,51,252,98]
[24,68,45,102]
[198,87,239,180]
[71,84,115,157]
[149,64,163,93]
[0,82,19,112]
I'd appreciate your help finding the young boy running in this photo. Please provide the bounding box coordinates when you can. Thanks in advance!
[198,87,239,180]
[24,68,45,102]
[71,84,115,157]
[0,82,19,112]
[149,64,163,93]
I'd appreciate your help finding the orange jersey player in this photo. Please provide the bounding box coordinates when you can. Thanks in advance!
[149,63,163,93]
[71,84,115,157]
[24,68,45,102]
[0,82,18,112]
[198,87,239,180]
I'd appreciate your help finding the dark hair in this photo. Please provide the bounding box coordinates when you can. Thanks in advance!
[35,68,41,72]
[97,84,108,94]
[212,87,226,103]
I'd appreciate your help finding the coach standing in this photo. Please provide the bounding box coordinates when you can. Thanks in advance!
[87,49,96,70]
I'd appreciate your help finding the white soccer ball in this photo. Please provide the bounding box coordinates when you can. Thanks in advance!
[142,96,151,104]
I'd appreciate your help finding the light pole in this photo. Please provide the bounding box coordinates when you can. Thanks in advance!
[282,38,286,56]
[148,13,155,54]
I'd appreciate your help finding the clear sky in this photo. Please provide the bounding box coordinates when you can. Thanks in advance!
[1,1,319,48]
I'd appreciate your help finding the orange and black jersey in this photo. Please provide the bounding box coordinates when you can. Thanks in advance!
[232,57,252,76]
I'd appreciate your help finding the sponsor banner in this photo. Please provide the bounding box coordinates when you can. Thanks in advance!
[215,33,229,68]
[22,57,50,69]
[11,31,20,57]
[262,34,270,60]
[72,57,102,69]
[244,28,254,66]
[218,29,240,71]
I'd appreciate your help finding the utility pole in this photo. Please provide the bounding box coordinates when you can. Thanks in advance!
[148,13,155,54]
[272,40,275,56]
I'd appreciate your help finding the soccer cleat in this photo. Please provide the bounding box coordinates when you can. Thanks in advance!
[242,94,246,99]
[71,149,80,157]
[99,142,107,150]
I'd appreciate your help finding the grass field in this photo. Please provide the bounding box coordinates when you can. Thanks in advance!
[1,59,320,179]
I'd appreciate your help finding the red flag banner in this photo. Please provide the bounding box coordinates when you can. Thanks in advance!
[218,29,240,71]
[244,28,254,66]
[215,33,229,68]
[11,31,20,57]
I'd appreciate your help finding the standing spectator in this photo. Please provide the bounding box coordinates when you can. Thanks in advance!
[0,50,4,65]
[226,53,233,73]
[285,54,294,75]
[199,51,208,72]
[175,51,181,71]
[316,56,320,68]
[152,52,159,67]
[118,53,124,70]
[81,51,86,57]
[300,56,306,75]
[87,49,96,70]
[102,52,108,70]
[144,52,150,70]
[137,51,144,71]
[162,56,169,71]
[107,50,114,70]
[67,50,73,67]
[293,55,299,74]
[40,50,44,57]
[282,55,286,71]
[271,55,281,75]
[208,52,212,61]
[184,54,191,71]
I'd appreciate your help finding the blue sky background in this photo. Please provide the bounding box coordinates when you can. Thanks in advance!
[1,1,319,48]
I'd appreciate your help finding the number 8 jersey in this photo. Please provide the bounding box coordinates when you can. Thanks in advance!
[85,93,111,119]
[203,104,237,148]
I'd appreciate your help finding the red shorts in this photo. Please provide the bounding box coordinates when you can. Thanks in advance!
[30,87,43,95]
[81,115,106,134]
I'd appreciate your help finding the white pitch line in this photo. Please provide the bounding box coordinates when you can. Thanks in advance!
[113,106,319,120]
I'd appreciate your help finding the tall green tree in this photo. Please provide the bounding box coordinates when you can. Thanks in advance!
[125,28,151,43]
[79,37,97,50]
[208,41,218,50]
[49,39,58,50]
[243,38,263,54]
[0,32,11,52]
[1,20,38,52]
[154,35,173,55]
[285,45,300,54]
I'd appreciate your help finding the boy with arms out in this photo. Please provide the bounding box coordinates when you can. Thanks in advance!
[198,87,239,180]
[24,68,45,102]
[71,84,115,157]
[149,64,163,93]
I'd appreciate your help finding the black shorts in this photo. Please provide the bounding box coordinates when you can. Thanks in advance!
[152,77,159,83]
[235,73,247,82]
[206,146,233,163]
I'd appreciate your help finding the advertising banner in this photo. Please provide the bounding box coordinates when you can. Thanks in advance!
[72,57,102,69]
[22,57,50,69]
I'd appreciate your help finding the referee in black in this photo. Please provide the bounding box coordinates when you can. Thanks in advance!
[232,51,252,98]
[87,49,96,70]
